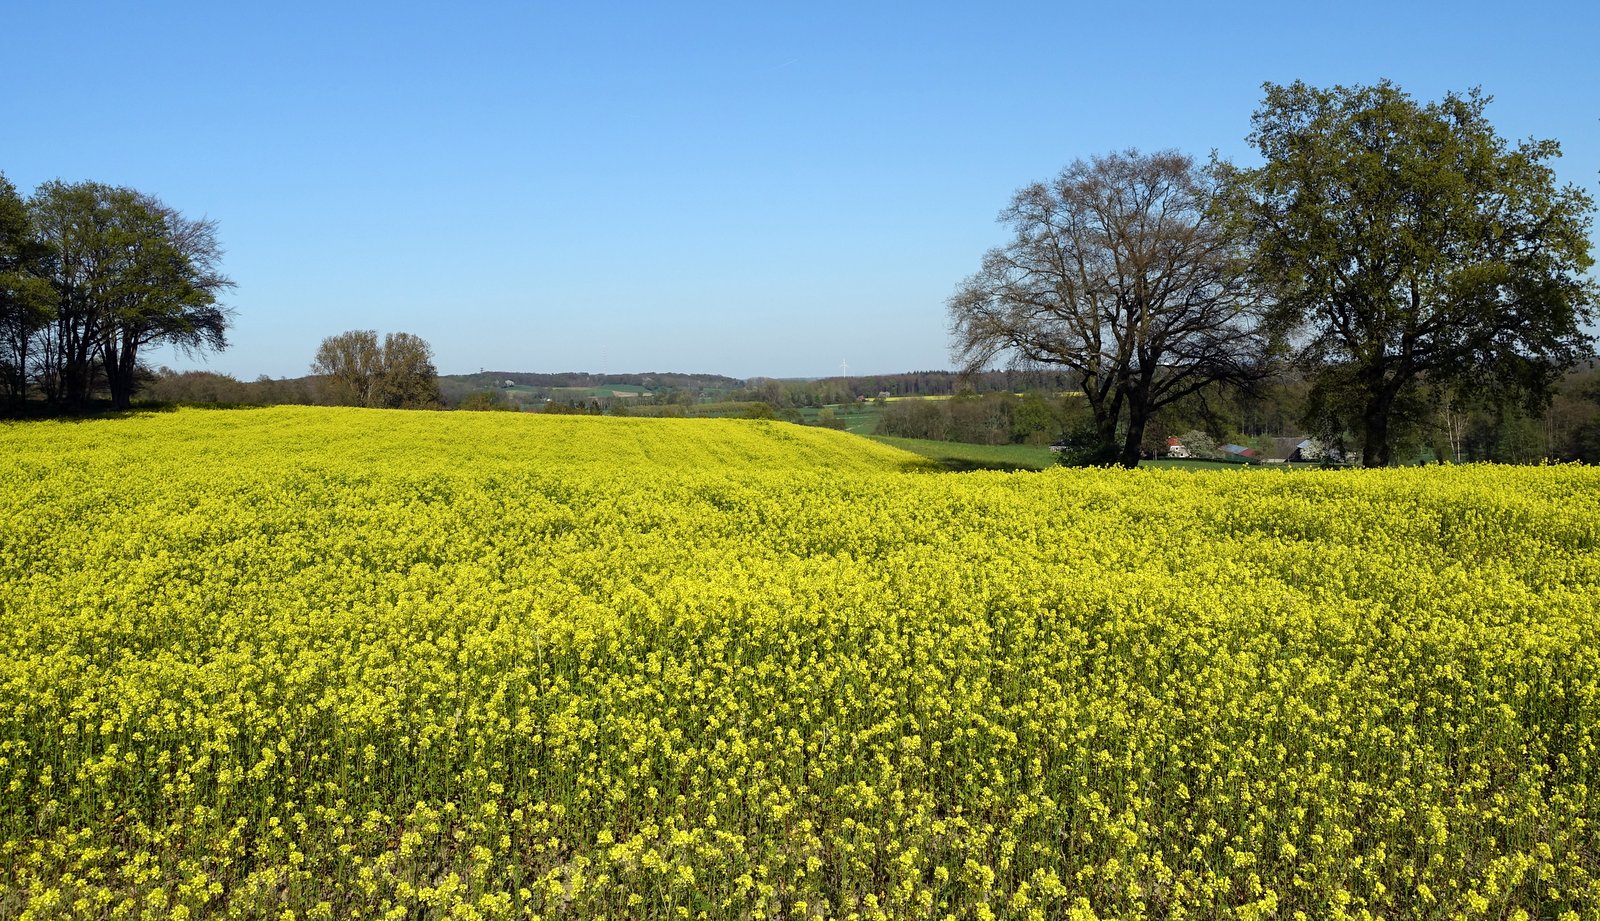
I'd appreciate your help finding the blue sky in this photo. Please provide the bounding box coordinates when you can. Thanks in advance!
[5,1,1597,379]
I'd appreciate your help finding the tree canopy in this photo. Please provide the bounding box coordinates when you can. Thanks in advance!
[949,149,1270,467]
[1220,80,1597,466]
[2,178,233,410]
[0,174,56,403]
[311,330,442,409]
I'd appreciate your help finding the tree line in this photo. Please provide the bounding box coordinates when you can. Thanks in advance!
[0,175,233,411]
[875,391,1068,445]
[727,370,1081,408]
[949,80,1597,467]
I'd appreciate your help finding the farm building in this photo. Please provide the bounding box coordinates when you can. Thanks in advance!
[1260,436,1326,463]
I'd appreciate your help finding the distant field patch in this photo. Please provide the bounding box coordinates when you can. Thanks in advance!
[869,434,1057,471]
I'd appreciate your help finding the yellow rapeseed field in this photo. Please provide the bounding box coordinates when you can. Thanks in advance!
[2,406,1598,920]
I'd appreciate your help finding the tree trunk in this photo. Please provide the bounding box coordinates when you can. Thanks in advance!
[1085,414,1119,465]
[105,329,141,411]
[106,353,134,410]
[2,333,27,403]
[64,321,97,407]
[1361,399,1392,468]
[1119,410,1147,469]
[1079,374,1122,466]
[1120,373,1158,469]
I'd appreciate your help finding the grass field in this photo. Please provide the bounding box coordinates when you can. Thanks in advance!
[869,435,1058,471]
[870,436,1323,473]
[547,384,653,400]
[795,403,884,435]
[3,407,1599,919]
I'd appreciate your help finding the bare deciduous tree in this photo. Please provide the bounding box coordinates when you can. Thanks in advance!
[311,329,382,407]
[949,149,1269,467]
[312,329,441,409]
[373,332,442,409]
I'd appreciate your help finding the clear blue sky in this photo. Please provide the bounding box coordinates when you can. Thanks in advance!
[5,1,1597,380]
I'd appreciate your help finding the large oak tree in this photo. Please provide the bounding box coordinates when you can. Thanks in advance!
[1220,81,1596,466]
[27,181,232,409]
[949,150,1270,467]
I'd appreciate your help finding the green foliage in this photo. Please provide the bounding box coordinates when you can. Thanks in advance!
[877,392,1078,446]
[1222,80,1598,466]
[25,180,232,410]
[0,178,231,410]
[1052,420,1118,467]
[1010,392,1058,444]
[628,400,778,420]
[541,398,601,415]
[457,389,520,412]
[867,435,1054,471]
[0,173,56,404]
[1571,421,1600,464]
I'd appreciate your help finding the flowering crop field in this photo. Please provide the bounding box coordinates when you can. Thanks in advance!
[3,407,1600,920]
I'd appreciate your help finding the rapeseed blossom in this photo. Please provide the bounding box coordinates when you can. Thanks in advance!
[1,406,1597,918]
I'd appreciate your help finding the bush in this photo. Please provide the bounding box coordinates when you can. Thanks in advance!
[1053,422,1118,467]
[457,390,520,412]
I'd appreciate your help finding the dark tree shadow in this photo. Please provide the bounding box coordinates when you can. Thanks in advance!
[0,400,270,422]
[929,457,1044,473]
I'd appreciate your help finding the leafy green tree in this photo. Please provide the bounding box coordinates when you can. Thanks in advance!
[876,399,947,441]
[950,150,1270,468]
[0,173,56,403]
[22,182,102,403]
[1051,420,1112,467]
[26,181,231,409]
[1220,81,1597,466]
[1011,392,1060,445]
[101,200,232,410]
